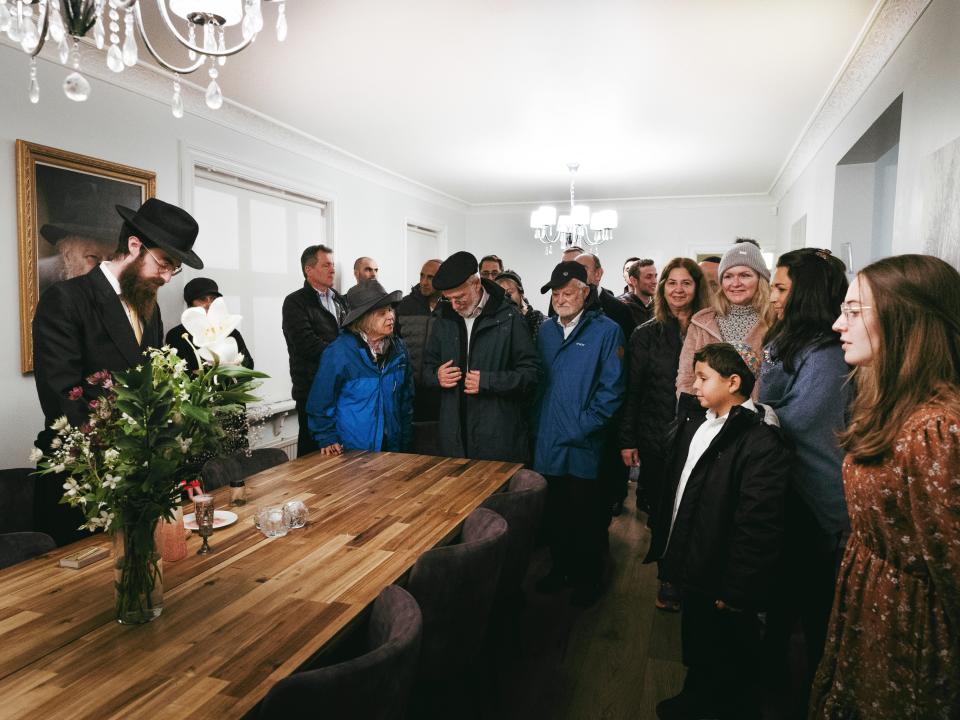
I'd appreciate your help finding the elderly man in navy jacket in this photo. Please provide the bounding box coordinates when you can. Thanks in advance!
[532,260,626,606]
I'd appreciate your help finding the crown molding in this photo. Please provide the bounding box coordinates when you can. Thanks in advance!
[768,0,932,200]
[0,37,470,212]
[468,193,775,215]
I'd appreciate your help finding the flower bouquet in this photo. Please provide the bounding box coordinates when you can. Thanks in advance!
[34,299,266,624]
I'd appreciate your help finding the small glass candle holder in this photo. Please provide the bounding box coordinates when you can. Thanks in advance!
[256,505,289,538]
[283,500,308,529]
[194,494,215,554]
[230,479,246,506]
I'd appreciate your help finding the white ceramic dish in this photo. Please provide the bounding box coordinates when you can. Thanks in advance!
[183,510,238,531]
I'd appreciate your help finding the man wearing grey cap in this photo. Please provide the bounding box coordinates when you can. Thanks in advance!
[532,260,627,606]
[422,251,540,462]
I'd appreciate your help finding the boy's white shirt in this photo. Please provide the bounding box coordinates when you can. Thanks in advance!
[664,398,774,552]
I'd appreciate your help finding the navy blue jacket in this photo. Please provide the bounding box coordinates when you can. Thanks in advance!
[532,309,626,479]
[305,332,414,452]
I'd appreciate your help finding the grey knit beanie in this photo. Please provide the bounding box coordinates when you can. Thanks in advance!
[718,242,770,281]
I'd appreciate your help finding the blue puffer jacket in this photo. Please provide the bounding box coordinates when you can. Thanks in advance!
[305,332,414,452]
[533,309,626,479]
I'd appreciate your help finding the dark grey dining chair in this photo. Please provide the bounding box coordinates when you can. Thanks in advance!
[0,531,56,570]
[0,467,38,534]
[481,468,548,606]
[201,448,288,492]
[258,584,422,719]
[405,506,508,717]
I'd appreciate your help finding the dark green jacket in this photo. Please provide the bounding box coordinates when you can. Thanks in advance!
[423,279,540,462]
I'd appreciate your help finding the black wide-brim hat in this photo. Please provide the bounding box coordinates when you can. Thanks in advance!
[341,279,403,327]
[40,222,117,245]
[116,198,203,269]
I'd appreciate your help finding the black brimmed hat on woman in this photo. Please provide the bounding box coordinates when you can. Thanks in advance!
[341,280,404,327]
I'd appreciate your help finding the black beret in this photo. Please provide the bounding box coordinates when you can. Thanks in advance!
[183,277,222,305]
[540,261,588,294]
[432,251,479,291]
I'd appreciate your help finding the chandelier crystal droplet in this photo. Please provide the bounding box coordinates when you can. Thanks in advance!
[63,40,90,102]
[28,57,39,103]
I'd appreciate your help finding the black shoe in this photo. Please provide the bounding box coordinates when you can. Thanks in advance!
[655,691,713,720]
[611,499,624,516]
[571,581,603,608]
[534,571,570,594]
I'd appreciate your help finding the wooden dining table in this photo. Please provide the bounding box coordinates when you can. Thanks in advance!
[0,451,521,719]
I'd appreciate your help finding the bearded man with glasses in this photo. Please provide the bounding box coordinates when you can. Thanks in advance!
[32,198,203,545]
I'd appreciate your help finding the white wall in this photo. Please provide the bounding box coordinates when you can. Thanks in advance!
[466,197,777,312]
[0,44,466,464]
[775,0,960,261]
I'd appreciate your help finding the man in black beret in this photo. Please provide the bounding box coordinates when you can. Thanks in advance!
[164,277,254,373]
[32,197,203,545]
[422,251,540,463]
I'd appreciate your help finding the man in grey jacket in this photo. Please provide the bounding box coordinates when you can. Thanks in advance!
[396,258,442,453]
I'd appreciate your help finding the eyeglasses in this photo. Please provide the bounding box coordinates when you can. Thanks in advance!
[144,247,182,276]
[839,302,871,321]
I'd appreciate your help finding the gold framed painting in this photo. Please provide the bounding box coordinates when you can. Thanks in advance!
[16,140,156,373]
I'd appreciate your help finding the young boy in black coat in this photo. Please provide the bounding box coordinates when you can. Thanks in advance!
[651,342,791,720]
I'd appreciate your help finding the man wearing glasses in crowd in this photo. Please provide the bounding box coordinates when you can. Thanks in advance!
[478,254,504,280]
[32,198,204,545]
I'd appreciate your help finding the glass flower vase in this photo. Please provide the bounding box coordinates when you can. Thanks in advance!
[112,520,163,624]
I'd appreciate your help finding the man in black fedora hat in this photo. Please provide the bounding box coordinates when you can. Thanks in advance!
[422,250,540,463]
[32,197,203,545]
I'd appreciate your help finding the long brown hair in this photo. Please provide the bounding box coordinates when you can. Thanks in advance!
[653,258,711,324]
[841,254,960,463]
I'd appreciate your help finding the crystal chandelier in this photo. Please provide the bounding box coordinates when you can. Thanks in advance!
[530,163,618,254]
[1,0,288,116]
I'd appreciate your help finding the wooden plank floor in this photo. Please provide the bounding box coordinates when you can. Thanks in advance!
[481,482,686,720]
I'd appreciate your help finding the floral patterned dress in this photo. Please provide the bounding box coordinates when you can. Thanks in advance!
[810,404,960,719]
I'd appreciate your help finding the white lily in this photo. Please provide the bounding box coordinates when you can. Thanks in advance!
[181,297,243,365]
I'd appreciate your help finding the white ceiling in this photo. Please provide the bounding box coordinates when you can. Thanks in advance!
[167,0,880,204]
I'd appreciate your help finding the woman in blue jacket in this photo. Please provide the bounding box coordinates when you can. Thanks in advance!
[758,248,850,707]
[306,280,414,455]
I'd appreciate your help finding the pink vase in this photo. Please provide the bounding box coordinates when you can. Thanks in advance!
[156,507,189,562]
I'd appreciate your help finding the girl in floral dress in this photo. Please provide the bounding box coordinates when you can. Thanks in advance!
[810,254,960,719]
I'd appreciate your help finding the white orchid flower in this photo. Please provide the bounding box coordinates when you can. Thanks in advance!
[28,446,43,463]
[181,297,243,365]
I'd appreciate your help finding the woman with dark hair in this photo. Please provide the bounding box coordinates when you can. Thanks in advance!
[758,248,850,707]
[619,257,710,609]
[810,254,960,719]
[306,280,414,455]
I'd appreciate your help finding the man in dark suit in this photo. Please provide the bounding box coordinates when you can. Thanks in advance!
[282,244,346,458]
[32,198,204,545]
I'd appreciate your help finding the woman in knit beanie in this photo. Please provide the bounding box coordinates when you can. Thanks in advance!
[676,239,775,400]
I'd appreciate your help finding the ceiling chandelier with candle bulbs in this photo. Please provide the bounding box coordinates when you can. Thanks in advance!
[0,0,289,116]
[530,163,618,255]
